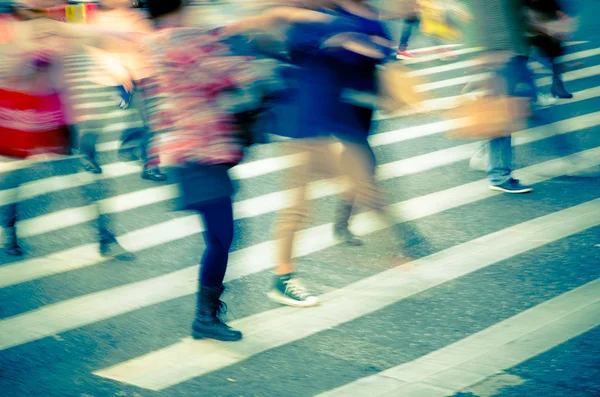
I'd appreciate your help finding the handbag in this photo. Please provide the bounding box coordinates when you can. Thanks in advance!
[445,95,530,140]
[376,61,430,115]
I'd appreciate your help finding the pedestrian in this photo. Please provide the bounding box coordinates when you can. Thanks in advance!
[83,0,168,182]
[267,0,423,308]
[140,0,332,340]
[464,0,534,193]
[0,0,136,259]
[417,0,470,61]
[525,0,574,99]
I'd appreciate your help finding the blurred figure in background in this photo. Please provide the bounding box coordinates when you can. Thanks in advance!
[467,0,533,193]
[0,0,136,259]
[83,0,167,181]
[467,0,578,173]
[0,0,76,256]
[526,0,573,99]
[416,0,470,61]
[395,0,419,60]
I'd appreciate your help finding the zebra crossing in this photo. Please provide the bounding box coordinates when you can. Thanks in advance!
[1,38,600,397]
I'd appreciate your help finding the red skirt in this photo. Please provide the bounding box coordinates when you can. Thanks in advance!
[0,88,69,158]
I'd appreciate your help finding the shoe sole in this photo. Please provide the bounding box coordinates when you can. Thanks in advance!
[191,330,242,342]
[334,232,364,247]
[267,291,320,308]
[100,251,136,261]
[141,174,168,182]
[6,249,24,256]
[489,185,533,194]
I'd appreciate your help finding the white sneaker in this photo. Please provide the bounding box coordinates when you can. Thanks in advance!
[535,94,558,107]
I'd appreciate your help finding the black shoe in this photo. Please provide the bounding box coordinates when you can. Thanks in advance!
[551,77,573,99]
[192,285,242,342]
[99,240,136,261]
[489,179,533,194]
[4,228,23,256]
[141,167,167,182]
[333,201,363,246]
[334,225,364,246]
[82,156,102,174]
[5,241,23,256]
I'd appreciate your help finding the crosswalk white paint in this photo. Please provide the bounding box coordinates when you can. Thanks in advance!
[92,199,600,390]
[418,63,600,94]
[409,45,600,78]
[3,109,599,287]
[1,147,599,348]
[318,279,600,397]
[2,108,599,287]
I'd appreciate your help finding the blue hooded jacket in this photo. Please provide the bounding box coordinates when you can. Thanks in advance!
[274,6,392,143]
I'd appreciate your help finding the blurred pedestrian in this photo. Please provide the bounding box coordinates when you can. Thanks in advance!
[267,0,423,308]
[84,0,167,181]
[525,0,574,99]
[417,0,470,61]
[0,0,136,259]
[466,0,534,193]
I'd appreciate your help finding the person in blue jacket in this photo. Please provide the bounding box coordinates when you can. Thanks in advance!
[268,0,420,308]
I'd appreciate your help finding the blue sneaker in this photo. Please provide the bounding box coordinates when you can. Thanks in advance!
[490,179,533,194]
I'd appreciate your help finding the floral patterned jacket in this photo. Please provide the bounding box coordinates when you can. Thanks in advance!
[141,27,265,167]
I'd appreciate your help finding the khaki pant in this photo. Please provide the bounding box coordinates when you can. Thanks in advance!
[272,136,390,265]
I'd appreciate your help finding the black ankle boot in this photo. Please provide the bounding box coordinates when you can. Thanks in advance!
[4,228,23,256]
[99,239,136,261]
[551,64,573,99]
[192,285,242,342]
[333,201,363,246]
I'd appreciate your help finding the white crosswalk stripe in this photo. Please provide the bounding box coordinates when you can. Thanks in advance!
[1,38,600,397]
[318,279,600,397]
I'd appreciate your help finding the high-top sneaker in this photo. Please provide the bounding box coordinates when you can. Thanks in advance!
[268,274,319,308]
[192,285,242,342]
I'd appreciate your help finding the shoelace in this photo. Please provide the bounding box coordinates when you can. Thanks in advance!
[284,278,310,300]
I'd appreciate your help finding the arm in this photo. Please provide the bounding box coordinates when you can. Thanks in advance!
[37,18,146,54]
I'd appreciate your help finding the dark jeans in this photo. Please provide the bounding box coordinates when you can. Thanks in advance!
[398,16,419,51]
[190,197,235,288]
[120,81,160,167]
[81,84,159,167]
